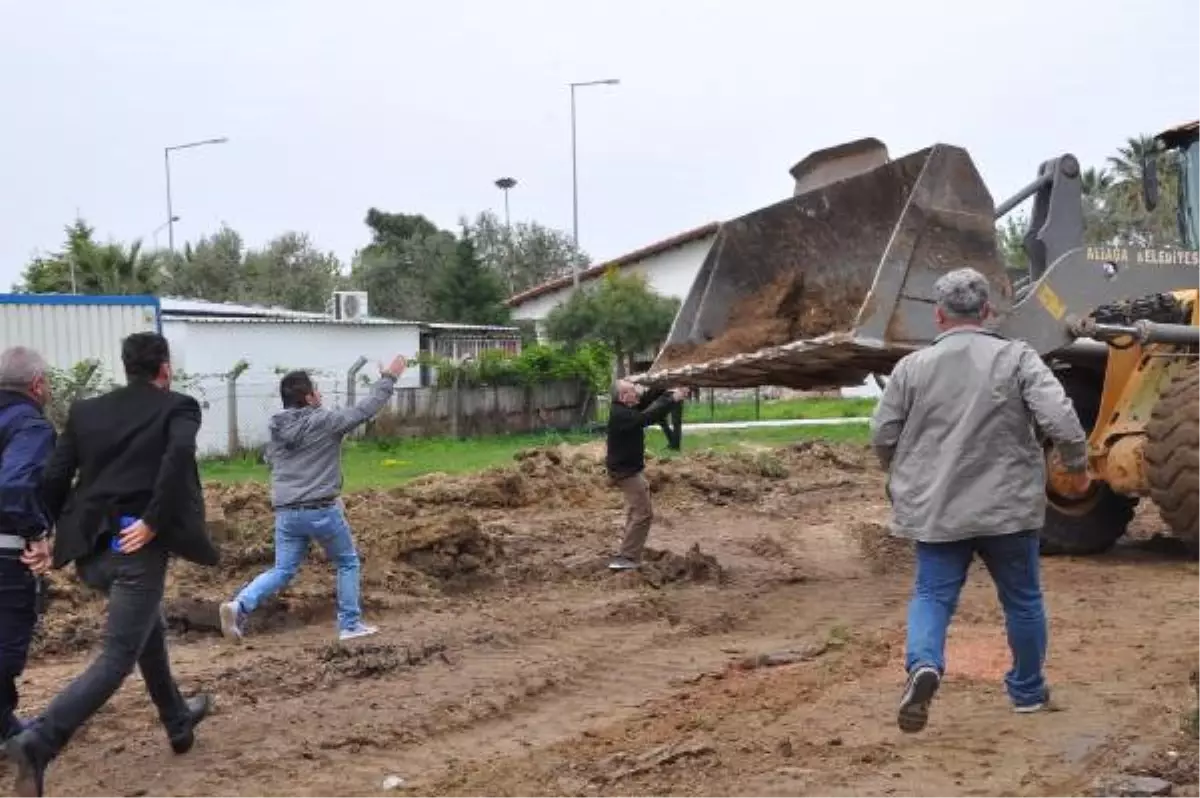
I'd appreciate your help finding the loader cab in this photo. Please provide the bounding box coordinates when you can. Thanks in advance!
[1143,120,1199,249]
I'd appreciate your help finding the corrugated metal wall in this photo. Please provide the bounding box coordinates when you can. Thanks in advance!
[0,297,160,384]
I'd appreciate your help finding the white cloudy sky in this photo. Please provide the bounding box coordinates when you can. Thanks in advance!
[1,0,1196,292]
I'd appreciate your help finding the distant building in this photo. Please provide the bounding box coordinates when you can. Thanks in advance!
[506,222,720,342]
[159,297,520,454]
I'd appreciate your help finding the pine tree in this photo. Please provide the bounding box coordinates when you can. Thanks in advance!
[429,229,510,325]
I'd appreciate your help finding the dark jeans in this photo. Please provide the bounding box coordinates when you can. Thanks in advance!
[906,529,1048,707]
[0,553,37,740]
[28,544,190,758]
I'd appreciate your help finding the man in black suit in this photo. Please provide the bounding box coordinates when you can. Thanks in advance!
[5,333,219,798]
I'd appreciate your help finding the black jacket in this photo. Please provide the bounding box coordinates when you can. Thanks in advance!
[606,393,678,478]
[42,382,219,568]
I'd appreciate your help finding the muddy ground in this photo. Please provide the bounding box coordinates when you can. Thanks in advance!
[9,441,1199,797]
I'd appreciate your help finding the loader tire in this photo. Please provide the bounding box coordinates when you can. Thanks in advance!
[1145,361,1199,553]
[1039,370,1136,556]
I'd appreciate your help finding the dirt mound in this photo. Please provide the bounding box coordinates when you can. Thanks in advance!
[642,544,724,586]
[369,511,504,585]
[399,447,608,511]
[30,441,878,658]
[849,521,912,573]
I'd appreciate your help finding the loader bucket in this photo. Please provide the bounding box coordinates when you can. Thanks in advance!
[646,143,1010,390]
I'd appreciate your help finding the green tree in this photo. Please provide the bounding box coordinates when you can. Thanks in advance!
[466,210,589,295]
[159,225,245,301]
[17,219,160,294]
[348,209,459,319]
[996,211,1030,279]
[242,232,342,312]
[1105,135,1180,246]
[544,270,680,374]
[429,230,510,325]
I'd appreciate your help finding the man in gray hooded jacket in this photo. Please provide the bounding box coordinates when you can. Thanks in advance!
[219,354,407,643]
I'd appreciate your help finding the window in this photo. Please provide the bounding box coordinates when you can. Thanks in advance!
[1180,141,1200,249]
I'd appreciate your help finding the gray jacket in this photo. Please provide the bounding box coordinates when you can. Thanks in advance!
[869,327,1087,543]
[265,375,397,508]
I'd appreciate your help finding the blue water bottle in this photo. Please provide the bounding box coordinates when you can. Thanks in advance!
[112,516,138,553]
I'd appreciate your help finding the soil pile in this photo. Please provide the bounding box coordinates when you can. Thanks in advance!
[30,441,879,658]
[848,520,912,573]
[655,270,864,369]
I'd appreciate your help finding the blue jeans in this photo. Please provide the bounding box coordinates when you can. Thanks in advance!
[234,505,363,632]
[906,530,1048,708]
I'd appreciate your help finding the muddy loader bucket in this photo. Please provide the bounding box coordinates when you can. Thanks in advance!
[646,143,1010,390]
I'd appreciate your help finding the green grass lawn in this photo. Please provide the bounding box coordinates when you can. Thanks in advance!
[200,422,870,491]
[596,396,876,424]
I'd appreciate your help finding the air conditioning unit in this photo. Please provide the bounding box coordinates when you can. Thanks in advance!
[332,291,369,321]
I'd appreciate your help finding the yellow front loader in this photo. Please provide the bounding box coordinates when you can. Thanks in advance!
[643,122,1200,555]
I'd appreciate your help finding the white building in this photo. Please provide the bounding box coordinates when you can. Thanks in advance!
[161,298,519,455]
[506,222,720,341]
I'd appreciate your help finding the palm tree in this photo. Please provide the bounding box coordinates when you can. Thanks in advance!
[1104,135,1179,246]
[1080,167,1118,245]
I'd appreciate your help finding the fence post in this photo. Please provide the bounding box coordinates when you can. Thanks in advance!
[450,370,461,439]
[346,356,368,438]
[226,360,250,455]
[346,356,367,406]
[754,387,761,420]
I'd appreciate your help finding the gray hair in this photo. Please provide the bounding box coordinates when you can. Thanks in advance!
[0,346,48,392]
[933,268,991,320]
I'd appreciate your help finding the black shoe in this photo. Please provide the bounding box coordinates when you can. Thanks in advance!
[169,694,213,755]
[897,666,940,733]
[5,731,47,798]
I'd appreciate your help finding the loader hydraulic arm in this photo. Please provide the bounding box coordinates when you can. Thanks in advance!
[1070,316,1200,347]
[998,245,1199,354]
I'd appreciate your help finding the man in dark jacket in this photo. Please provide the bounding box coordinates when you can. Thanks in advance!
[606,380,686,571]
[6,333,219,798]
[0,347,56,744]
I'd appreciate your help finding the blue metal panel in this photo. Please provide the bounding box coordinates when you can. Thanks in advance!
[0,294,160,308]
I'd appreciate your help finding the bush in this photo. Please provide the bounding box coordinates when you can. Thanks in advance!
[420,342,613,393]
[43,361,114,429]
[42,361,205,430]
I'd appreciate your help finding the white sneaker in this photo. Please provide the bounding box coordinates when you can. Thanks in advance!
[218,601,245,642]
[338,623,379,642]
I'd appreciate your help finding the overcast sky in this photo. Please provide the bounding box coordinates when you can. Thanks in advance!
[2,0,1197,293]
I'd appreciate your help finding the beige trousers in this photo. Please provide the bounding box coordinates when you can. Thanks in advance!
[615,472,653,561]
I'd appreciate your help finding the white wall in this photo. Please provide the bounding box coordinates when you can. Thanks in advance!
[163,319,421,456]
[511,236,716,339]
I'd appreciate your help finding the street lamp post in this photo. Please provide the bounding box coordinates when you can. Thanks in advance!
[164,137,228,252]
[149,216,181,250]
[494,177,517,229]
[569,78,620,286]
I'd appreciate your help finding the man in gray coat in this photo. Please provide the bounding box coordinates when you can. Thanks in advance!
[219,355,407,643]
[870,267,1090,734]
